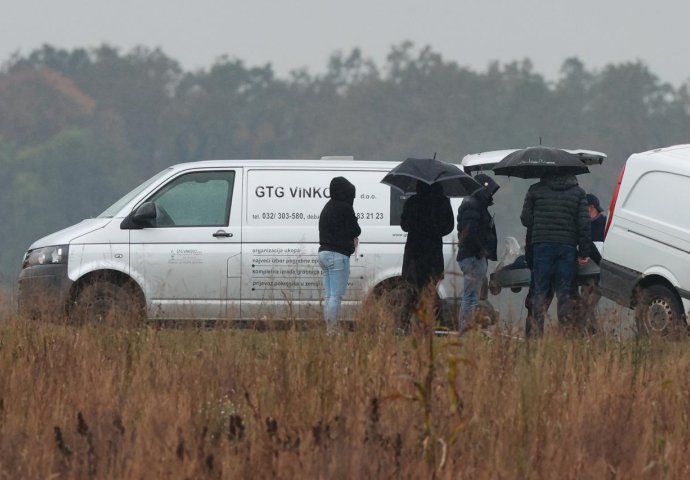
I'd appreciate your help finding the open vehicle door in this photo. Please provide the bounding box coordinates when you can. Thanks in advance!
[461,149,606,173]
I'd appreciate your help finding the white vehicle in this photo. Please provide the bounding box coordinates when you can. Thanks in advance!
[18,158,469,323]
[599,144,690,335]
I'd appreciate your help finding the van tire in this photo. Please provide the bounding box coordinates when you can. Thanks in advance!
[634,284,685,337]
[368,279,416,332]
[71,281,145,326]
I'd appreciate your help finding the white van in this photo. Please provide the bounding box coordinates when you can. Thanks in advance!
[600,144,690,334]
[18,158,468,323]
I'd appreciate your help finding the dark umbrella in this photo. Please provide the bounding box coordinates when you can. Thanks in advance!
[381,157,482,197]
[492,146,590,178]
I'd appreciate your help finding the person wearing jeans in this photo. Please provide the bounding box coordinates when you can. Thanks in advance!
[458,255,488,321]
[531,243,578,333]
[318,177,361,334]
[456,174,500,333]
[318,250,351,331]
[520,174,591,337]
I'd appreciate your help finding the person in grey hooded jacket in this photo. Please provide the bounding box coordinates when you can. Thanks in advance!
[520,173,591,337]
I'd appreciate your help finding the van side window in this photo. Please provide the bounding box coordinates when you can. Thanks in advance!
[389,189,406,226]
[147,171,235,227]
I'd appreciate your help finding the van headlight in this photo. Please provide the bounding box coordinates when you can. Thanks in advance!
[22,245,69,269]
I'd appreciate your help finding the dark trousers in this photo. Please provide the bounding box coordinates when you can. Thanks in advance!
[525,274,600,337]
[577,278,600,334]
[529,243,577,337]
[525,281,554,338]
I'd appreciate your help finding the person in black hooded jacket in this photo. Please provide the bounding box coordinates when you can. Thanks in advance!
[400,182,454,319]
[318,176,361,333]
[456,173,499,332]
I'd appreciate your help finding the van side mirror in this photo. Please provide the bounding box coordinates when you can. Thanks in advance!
[120,202,156,229]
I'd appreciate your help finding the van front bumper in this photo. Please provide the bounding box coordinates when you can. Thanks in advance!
[17,265,73,319]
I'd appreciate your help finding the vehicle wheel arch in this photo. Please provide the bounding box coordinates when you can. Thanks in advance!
[633,274,682,309]
[371,275,407,296]
[69,269,146,312]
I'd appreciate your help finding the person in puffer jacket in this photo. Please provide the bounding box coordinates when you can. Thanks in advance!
[318,177,361,334]
[520,173,591,337]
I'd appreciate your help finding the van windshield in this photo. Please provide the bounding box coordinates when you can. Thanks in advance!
[98,168,172,218]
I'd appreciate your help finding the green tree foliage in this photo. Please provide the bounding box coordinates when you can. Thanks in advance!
[158,58,295,164]
[9,44,181,171]
[0,67,94,145]
[1,42,689,284]
[0,128,136,280]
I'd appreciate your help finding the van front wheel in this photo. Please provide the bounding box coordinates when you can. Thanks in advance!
[634,284,685,337]
[71,281,144,326]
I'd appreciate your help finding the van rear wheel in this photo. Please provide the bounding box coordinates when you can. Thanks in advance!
[71,281,144,326]
[371,279,415,332]
[634,284,686,337]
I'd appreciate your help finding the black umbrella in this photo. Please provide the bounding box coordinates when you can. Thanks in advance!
[492,146,590,178]
[381,157,482,197]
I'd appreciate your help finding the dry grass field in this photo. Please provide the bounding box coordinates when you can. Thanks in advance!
[2,294,690,479]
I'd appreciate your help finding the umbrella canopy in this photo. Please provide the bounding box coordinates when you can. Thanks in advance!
[492,146,590,178]
[381,157,482,197]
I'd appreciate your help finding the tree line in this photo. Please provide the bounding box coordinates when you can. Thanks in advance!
[1,42,689,284]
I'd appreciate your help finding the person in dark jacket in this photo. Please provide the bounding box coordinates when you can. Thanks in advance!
[523,195,604,336]
[586,193,607,243]
[521,174,591,337]
[318,176,361,333]
[575,192,608,332]
[456,173,500,332]
[400,182,454,319]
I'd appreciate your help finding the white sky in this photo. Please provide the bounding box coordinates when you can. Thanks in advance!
[1,0,689,85]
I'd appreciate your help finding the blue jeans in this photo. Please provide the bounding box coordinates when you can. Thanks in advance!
[458,256,488,329]
[530,243,577,336]
[318,251,350,332]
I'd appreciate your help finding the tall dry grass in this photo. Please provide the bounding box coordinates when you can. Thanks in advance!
[2,295,690,479]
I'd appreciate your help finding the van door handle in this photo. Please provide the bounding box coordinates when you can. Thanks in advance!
[213,230,233,238]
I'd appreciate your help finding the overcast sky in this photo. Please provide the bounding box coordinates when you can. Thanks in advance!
[2,0,689,85]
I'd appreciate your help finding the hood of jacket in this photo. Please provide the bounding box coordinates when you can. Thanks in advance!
[544,174,578,191]
[472,173,499,206]
[471,187,493,206]
[329,176,356,204]
[474,173,500,196]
